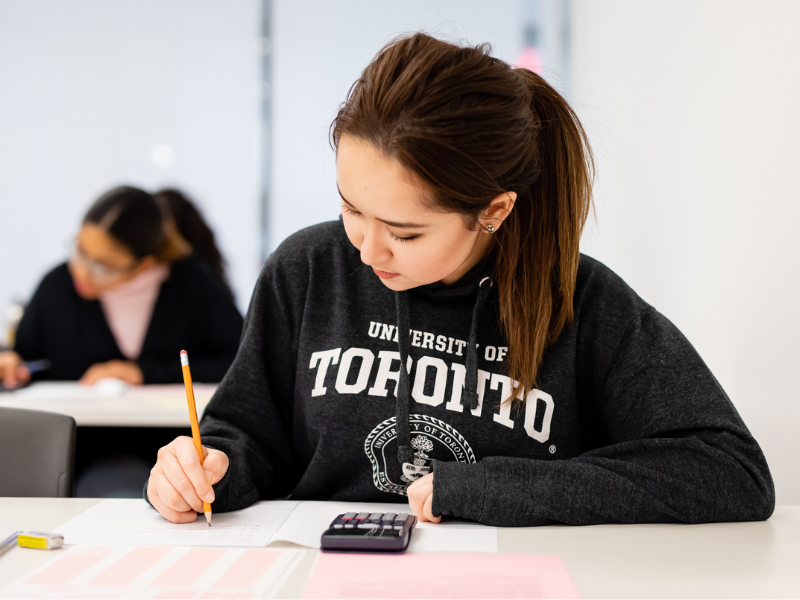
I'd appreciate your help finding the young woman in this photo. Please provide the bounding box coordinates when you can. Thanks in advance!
[0,185,243,387]
[146,33,773,526]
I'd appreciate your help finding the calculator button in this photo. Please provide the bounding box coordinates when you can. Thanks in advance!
[393,525,403,530]
[333,524,343,529]
[382,524,394,529]
[358,523,380,529]
[396,513,408,520]
[342,512,356,520]
[355,512,369,520]
[344,524,355,529]
[381,513,396,521]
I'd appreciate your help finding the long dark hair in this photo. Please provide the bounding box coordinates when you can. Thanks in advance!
[84,186,233,297]
[154,189,230,293]
[330,33,594,401]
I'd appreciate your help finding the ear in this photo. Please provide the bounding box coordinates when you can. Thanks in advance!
[479,191,517,232]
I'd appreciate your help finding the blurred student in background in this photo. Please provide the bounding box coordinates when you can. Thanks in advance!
[0,185,243,388]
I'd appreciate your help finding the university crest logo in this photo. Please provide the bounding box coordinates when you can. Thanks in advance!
[364,414,476,496]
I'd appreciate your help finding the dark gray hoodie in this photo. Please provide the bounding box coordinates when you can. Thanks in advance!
[194,219,774,526]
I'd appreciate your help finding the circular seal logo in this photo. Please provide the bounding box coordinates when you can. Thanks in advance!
[364,414,476,496]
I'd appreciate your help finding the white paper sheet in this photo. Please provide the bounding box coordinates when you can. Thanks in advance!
[54,499,498,553]
[5,545,306,599]
[271,501,411,547]
[55,499,298,548]
[272,500,498,553]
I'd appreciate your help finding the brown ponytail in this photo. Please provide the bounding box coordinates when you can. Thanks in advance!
[331,33,593,402]
[496,68,594,401]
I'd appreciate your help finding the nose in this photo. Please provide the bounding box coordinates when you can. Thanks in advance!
[359,224,392,267]
[70,258,89,282]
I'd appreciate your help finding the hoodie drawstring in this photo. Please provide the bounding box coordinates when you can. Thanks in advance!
[461,276,493,411]
[394,276,493,469]
[394,290,415,466]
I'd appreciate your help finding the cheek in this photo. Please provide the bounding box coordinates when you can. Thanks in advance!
[342,215,363,250]
[395,237,472,284]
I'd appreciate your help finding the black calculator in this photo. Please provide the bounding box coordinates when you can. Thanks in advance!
[320,512,417,552]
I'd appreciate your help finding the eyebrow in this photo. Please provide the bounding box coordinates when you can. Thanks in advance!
[337,184,428,229]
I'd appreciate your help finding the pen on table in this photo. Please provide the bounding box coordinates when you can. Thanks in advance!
[180,349,212,526]
[0,359,51,392]
[0,532,21,558]
[23,359,51,375]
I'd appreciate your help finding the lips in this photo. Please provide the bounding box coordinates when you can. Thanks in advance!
[373,268,400,279]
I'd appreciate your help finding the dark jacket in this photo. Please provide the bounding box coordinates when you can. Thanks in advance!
[197,220,774,526]
[15,256,243,383]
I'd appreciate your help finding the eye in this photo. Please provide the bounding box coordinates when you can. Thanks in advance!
[389,231,420,243]
[341,204,361,217]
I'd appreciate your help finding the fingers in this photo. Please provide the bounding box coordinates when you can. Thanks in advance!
[148,437,230,524]
[158,444,205,512]
[147,476,198,524]
[0,352,24,386]
[407,474,439,523]
[79,364,101,386]
[411,474,440,523]
[423,493,441,524]
[15,365,31,383]
[201,448,230,486]
[174,439,215,504]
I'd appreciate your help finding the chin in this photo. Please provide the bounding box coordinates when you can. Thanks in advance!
[72,280,100,300]
[76,289,100,300]
[376,276,416,291]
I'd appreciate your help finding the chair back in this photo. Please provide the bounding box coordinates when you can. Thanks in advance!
[0,407,76,497]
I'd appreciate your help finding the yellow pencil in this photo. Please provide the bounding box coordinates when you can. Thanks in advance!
[180,349,212,526]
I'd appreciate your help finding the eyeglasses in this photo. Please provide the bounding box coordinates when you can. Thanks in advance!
[69,243,140,281]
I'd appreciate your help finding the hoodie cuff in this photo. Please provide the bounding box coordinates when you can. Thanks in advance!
[431,460,486,522]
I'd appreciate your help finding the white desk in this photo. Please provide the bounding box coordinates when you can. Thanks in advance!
[0,499,798,598]
[0,382,216,427]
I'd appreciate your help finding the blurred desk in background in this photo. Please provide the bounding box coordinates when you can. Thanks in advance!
[0,381,216,427]
[0,382,218,493]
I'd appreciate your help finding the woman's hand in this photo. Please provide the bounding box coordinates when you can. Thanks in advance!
[407,472,441,523]
[0,351,29,388]
[79,360,143,385]
[147,436,229,523]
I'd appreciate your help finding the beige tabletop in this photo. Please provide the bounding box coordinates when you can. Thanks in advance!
[0,382,216,427]
[0,498,798,598]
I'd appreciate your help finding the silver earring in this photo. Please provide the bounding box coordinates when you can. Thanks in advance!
[485,224,495,234]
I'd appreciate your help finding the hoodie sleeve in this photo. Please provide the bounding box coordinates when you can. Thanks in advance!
[188,246,308,513]
[431,307,775,526]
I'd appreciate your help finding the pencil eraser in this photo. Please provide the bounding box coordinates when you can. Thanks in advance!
[180,350,189,366]
[18,532,63,550]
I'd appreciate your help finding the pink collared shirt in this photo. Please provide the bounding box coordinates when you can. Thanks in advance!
[99,264,170,360]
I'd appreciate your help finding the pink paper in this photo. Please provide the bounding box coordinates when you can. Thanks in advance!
[25,546,110,585]
[151,548,225,587]
[303,553,580,599]
[91,546,171,585]
[212,549,280,589]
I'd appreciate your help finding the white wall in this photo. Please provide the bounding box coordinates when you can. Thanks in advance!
[572,0,800,503]
[268,0,524,251]
[0,0,261,317]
